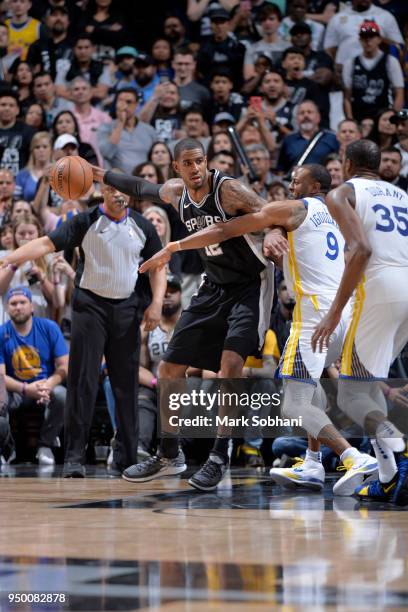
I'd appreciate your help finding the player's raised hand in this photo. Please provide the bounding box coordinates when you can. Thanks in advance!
[89,164,106,184]
[139,247,172,273]
[311,310,341,353]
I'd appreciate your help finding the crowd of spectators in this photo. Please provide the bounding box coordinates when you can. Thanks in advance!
[0,0,408,470]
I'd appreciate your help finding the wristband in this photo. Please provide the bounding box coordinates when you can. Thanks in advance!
[384,386,391,398]
[7,264,17,272]
[151,377,158,387]
[21,382,27,396]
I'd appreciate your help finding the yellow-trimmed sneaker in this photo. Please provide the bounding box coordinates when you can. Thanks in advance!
[269,458,325,491]
[333,453,377,496]
[355,476,397,501]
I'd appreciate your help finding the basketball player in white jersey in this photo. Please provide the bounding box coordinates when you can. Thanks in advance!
[312,139,408,505]
[140,164,378,496]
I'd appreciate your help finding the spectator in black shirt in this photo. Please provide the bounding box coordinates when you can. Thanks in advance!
[0,90,36,174]
[27,6,72,80]
[197,8,245,88]
[163,15,189,50]
[290,22,334,89]
[282,46,330,127]
[207,67,245,124]
[139,81,185,144]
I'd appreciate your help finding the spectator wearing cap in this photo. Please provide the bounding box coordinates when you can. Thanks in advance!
[290,23,334,89]
[379,146,408,191]
[207,67,245,125]
[0,286,68,465]
[55,33,110,103]
[71,76,111,167]
[243,4,290,83]
[390,109,408,178]
[172,47,211,112]
[280,0,325,51]
[139,81,185,144]
[98,87,157,173]
[211,112,236,134]
[343,21,404,121]
[5,0,44,61]
[53,133,80,160]
[278,99,339,173]
[324,0,403,71]
[0,90,36,174]
[197,8,246,88]
[26,5,72,80]
[32,71,74,128]
[281,46,329,127]
[100,46,139,99]
[133,53,161,107]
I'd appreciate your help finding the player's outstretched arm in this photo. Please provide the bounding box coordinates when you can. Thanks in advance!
[139,200,306,273]
[0,237,55,269]
[311,183,372,353]
[89,165,184,209]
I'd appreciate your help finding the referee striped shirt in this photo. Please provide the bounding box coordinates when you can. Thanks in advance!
[49,205,162,299]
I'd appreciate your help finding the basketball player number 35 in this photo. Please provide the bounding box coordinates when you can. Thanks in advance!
[372,204,408,236]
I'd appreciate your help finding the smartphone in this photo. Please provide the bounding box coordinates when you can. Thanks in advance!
[249,96,263,113]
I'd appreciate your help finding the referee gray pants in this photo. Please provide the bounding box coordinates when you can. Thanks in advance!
[64,287,141,468]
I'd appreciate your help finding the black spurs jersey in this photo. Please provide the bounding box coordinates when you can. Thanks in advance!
[178,170,267,285]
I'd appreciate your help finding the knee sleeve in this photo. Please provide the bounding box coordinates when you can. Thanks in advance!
[282,380,332,439]
[338,380,387,430]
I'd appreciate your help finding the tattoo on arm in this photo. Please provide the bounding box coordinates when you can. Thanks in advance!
[220,179,267,215]
[159,179,184,209]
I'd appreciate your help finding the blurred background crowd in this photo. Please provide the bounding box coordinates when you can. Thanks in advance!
[0,0,407,472]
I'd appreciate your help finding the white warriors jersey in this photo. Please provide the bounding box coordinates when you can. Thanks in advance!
[348,178,408,303]
[283,196,345,300]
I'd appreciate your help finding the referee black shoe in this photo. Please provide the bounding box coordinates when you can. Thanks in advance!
[62,462,86,478]
[188,456,228,491]
[122,449,186,483]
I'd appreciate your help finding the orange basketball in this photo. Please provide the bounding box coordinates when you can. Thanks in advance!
[50,156,93,200]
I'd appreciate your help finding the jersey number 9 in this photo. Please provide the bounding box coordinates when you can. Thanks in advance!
[325,231,339,260]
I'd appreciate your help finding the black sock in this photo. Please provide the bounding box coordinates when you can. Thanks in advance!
[160,436,179,459]
[211,437,229,462]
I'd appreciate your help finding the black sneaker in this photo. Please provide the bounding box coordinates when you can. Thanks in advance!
[122,449,186,483]
[62,462,86,478]
[188,457,227,491]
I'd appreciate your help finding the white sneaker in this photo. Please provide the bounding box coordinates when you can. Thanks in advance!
[269,458,325,491]
[333,453,377,496]
[36,446,55,466]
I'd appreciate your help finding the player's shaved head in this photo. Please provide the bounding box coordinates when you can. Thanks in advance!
[174,138,205,160]
[345,139,381,172]
[303,164,332,194]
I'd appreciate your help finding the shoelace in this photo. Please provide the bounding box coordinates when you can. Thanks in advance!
[201,460,222,478]
[135,454,162,472]
[336,457,355,473]
[292,457,305,469]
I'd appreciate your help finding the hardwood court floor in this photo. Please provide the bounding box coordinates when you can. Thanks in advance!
[0,465,408,611]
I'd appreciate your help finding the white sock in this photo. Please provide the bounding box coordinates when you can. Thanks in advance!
[371,438,397,483]
[340,447,361,463]
[376,421,405,452]
[305,448,322,464]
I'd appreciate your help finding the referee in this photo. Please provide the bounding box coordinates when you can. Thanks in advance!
[0,181,166,477]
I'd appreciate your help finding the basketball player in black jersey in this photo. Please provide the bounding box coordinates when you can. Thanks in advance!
[91,138,288,490]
